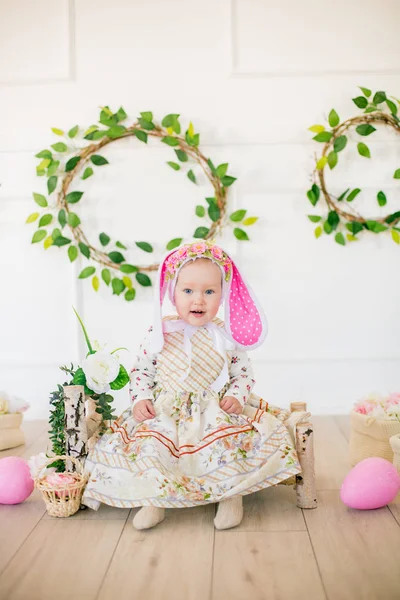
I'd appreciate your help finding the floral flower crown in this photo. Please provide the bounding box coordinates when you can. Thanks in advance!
[165,241,232,282]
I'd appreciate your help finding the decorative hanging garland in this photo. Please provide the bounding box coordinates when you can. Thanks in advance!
[27,107,258,300]
[306,87,400,245]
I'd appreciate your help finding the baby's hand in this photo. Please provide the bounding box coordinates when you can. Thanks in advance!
[220,395,242,415]
[133,399,156,422]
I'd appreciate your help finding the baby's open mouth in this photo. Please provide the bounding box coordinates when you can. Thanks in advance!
[190,310,205,314]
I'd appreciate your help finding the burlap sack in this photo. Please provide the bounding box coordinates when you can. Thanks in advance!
[349,410,400,466]
[390,434,400,473]
[0,413,25,451]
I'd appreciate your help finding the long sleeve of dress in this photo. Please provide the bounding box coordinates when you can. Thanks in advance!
[129,325,158,406]
[225,351,256,406]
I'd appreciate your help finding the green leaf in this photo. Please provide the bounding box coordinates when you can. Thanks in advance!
[314,226,323,239]
[313,132,333,143]
[110,365,130,390]
[365,106,378,114]
[230,209,247,222]
[68,213,81,228]
[47,176,58,195]
[162,113,179,127]
[308,125,325,133]
[47,160,60,177]
[79,242,90,259]
[327,211,340,230]
[391,229,400,244]
[337,188,350,202]
[140,111,153,121]
[65,156,81,172]
[106,125,127,139]
[175,149,188,162]
[65,191,83,204]
[335,232,346,246]
[221,175,236,187]
[32,229,47,244]
[26,212,40,224]
[357,143,371,158]
[385,211,400,224]
[51,142,67,152]
[135,241,153,253]
[207,159,217,175]
[306,184,320,206]
[346,234,358,242]
[166,238,183,250]
[167,161,180,171]
[122,276,132,290]
[323,221,333,235]
[92,275,100,291]
[125,288,136,301]
[347,188,361,202]
[91,130,107,140]
[187,170,196,183]
[334,135,347,152]
[116,107,127,122]
[359,87,371,98]
[138,118,155,131]
[68,125,79,138]
[377,191,387,207]
[242,217,258,226]
[345,222,364,235]
[162,136,179,147]
[102,268,111,285]
[352,96,368,109]
[327,151,338,169]
[234,228,249,241]
[120,264,138,273]
[195,205,205,217]
[38,214,53,227]
[216,163,229,178]
[82,167,93,180]
[328,109,340,127]
[51,128,64,136]
[33,193,48,208]
[91,155,109,166]
[193,227,210,239]
[134,130,148,143]
[35,149,52,159]
[356,124,376,136]
[316,156,328,170]
[136,273,152,287]
[208,202,220,222]
[394,169,400,179]
[308,215,322,223]
[364,220,387,233]
[72,367,86,387]
[58,209,67,228]
[386,99,398,115]
[52,236,71,247]
[373,91,386,104]
[68,246,78,262]
[116,241,127,250]
[99,232,110,246]
[79,267,95,279]
[108,251,125,264]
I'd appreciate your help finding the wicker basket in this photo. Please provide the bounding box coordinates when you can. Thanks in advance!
[34,455,87,518]
[349,410,400,466]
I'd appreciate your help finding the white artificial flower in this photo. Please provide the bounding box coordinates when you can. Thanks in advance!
[82,351,120,394]
[27,452,56,478]
[0,392,9,415]
[0,391,29,414]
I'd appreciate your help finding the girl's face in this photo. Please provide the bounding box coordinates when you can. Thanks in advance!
[174,258,222,327]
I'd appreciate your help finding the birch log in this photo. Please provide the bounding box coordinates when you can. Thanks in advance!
[295,421,318,509]
[390,434,400,474]
[64,385,87,471]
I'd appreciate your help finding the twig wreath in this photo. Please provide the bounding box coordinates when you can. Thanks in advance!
[307,87,400,245]
[27,107,258,300]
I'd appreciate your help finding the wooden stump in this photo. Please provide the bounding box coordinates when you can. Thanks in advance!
[63,385,87,471]
[290,402,317,509]
[390,434,400,474]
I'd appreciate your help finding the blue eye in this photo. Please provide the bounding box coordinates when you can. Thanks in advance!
[183,289,192,294]
[205,289,215,295]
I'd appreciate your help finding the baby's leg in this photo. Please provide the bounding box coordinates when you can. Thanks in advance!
[133,507,165,530]
[214,496,243,530]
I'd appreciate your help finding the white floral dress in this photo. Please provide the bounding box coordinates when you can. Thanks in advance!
[82,316,301,509]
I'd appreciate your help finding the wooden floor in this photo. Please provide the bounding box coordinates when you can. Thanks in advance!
[0,417,400,600]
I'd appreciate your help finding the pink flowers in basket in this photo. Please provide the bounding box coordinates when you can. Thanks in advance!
[354,393,400,420]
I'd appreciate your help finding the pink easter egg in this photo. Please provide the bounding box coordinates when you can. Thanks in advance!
[340,457,400,510]
[0,456,34,504]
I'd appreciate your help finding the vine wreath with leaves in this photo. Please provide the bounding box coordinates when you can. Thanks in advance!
[307,87,400,245]
[27,107,258,300]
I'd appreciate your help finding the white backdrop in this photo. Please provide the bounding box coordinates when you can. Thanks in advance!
[1,0,400,419]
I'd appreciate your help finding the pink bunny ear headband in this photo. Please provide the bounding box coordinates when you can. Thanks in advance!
[150,240,268,355]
